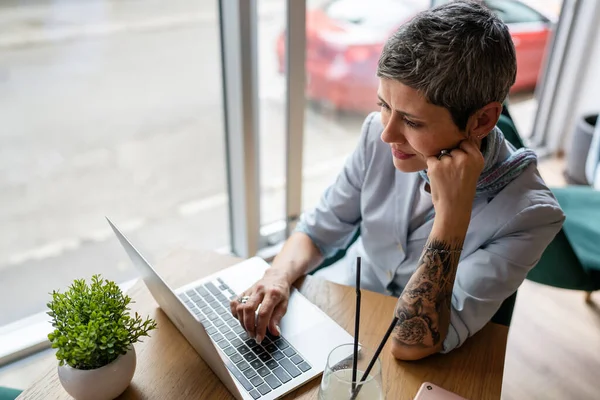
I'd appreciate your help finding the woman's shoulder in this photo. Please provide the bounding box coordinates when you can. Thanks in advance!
[501,162,560,206]
[490,163,565,233]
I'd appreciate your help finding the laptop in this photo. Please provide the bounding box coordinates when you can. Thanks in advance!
[107,218,353,400]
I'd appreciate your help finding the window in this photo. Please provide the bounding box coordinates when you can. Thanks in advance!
[431,0,548,25]
[324,0,420,30]
[485,0,547,24]
[299,1,427,213]
[1,0,229,329]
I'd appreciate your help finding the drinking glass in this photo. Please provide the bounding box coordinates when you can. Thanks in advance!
[318,344,384,400]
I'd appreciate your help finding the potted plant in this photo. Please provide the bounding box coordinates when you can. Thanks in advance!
[47,275,157,400]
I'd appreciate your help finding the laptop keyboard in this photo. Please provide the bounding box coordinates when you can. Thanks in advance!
[178,278,312,399]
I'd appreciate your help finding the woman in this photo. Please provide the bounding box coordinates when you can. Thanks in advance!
[230,0,564,360]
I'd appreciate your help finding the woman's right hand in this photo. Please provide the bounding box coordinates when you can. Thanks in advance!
[229,267,291,344]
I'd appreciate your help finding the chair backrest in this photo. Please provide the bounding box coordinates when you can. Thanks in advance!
[313,229,360,272]
[491,291,517,326]
[527,229,597,291]
[497,110,525,150]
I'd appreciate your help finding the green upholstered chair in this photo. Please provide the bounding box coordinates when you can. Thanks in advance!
[498,107,600,302]
[0,387,22,400]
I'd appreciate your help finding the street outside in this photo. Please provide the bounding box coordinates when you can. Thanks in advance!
[0,0,538,327]
[0,0,375,326]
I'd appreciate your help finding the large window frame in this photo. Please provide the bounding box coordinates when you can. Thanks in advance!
[220,0,306,259]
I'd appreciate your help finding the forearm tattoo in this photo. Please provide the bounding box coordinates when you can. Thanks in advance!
[393,238,463,349]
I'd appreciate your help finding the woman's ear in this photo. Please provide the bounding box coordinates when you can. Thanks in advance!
[467,102,502,139]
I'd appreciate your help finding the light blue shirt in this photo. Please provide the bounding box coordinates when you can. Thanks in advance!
[297,112,565,353]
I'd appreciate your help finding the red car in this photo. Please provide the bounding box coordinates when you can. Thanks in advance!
[276,0,556,114]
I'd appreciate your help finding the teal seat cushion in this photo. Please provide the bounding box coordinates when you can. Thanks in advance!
[526,229,600,291]
[552,186,600,273]
[0,387,22,400]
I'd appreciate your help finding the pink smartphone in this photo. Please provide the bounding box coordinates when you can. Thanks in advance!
[414,382,469,400]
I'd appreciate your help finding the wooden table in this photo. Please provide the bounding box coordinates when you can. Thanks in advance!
[18,250,508,399]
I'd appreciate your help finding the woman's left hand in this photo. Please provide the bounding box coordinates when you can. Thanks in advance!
[426,138,485,219]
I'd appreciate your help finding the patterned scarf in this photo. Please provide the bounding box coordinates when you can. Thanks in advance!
[418,126,538,197]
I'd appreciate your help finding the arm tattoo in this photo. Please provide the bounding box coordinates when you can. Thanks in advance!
[393,238,463,349]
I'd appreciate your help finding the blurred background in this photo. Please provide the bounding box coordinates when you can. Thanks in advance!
[2,0,600,399]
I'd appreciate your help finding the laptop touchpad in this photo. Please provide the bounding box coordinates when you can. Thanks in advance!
[279,289,327,336]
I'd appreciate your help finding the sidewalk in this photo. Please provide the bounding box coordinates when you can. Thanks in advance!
[0,0,289,49]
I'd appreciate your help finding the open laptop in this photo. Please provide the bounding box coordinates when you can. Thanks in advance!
[107,218,353,400]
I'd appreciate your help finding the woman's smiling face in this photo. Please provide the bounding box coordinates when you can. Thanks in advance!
[378,78,468,173]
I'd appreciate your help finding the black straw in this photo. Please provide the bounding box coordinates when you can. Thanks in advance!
[349,316,399,400]
[352,257,362,391]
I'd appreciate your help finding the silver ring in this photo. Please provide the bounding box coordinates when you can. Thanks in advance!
[437,150,452,160]
[240,296,250,304]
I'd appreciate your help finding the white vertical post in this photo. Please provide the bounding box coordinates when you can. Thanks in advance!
[285,0,307,237]
[218,0,261,257]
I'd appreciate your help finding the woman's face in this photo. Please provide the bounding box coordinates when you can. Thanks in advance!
[378,78,469,173]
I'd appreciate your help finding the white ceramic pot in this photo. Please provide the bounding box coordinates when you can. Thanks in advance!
[57,347,137,400]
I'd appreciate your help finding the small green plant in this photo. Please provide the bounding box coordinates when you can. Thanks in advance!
[47,274,157,370]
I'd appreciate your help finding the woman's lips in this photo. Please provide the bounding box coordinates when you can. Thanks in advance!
[391,148,416,160]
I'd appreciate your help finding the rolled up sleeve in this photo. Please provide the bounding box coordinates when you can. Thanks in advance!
[442,203,564,353]
[295,112,377,258]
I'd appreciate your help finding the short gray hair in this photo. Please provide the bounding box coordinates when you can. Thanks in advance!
[377,0,516,130]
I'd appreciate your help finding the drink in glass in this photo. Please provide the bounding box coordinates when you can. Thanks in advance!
[318,344,383,400]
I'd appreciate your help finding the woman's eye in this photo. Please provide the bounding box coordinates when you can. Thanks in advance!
[377,101,390,110]
[377,102,419,128]
[403,118,419,128]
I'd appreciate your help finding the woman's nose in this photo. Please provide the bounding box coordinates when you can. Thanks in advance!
[381,119,406,144]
